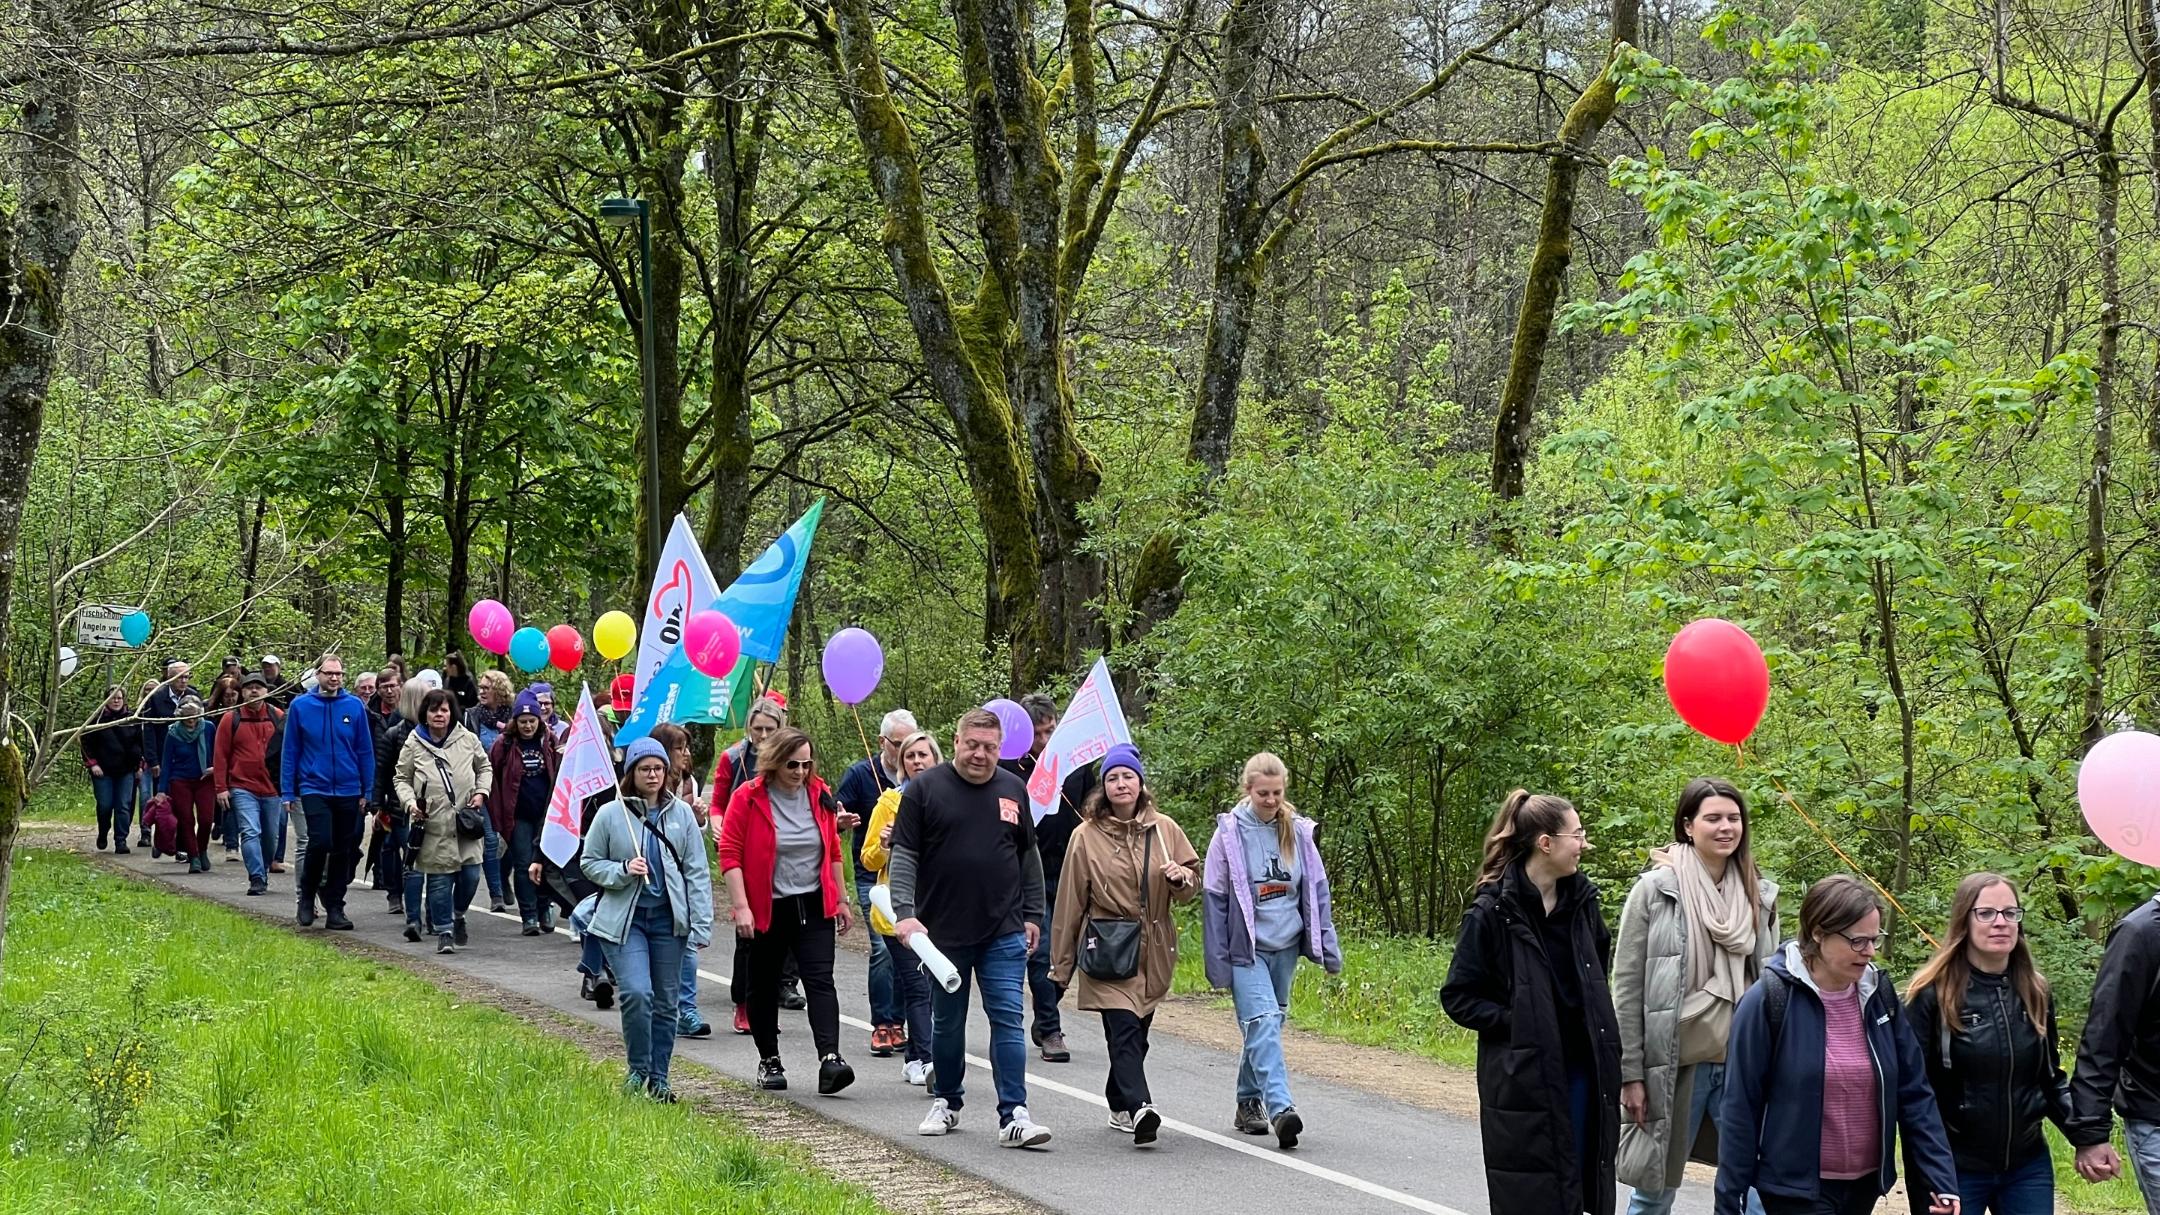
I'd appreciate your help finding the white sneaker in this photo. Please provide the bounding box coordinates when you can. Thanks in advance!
[917,1097,958,1136]
[902,1059,931,1086]
[1107,1110,1136,1133]
[999,1106,1052,1148]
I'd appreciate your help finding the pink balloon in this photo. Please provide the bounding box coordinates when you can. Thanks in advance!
[2080,730,2160,865]
[682,610,742,679]
[468,599,515,656]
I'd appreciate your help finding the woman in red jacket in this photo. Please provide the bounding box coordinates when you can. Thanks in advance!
[719,726,855,1096]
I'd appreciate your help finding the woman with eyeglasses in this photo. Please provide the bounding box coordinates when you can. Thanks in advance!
[717,726,855,1096]
[1442,790,1621,1214]
[1899,874,2068,1214]
[1715,874,1961,1215]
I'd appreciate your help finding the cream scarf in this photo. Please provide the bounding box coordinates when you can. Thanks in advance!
[1657,842,1756,1004]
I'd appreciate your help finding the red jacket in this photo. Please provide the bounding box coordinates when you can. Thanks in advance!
[213,702,281,797]
[717,774,845,932]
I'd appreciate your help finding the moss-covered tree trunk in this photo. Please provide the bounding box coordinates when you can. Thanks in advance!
[1488,0,1639,546]
[0,0,86,982]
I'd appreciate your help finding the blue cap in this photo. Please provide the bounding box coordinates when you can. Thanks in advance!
[621,736,668,777]
[1102,743,1143,782]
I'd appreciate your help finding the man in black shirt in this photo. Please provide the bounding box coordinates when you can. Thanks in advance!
[891,708,1052,1148]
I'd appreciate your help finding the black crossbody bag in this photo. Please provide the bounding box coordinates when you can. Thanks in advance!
[1080,829,1150,982]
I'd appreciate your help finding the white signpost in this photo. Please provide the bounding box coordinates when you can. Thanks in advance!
[75,604,137,649]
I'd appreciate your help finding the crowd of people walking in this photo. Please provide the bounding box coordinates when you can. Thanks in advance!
[82,653,2160,1214]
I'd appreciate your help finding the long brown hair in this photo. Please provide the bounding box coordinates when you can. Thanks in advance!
[1675,776,1762,916]
[1905,872,2050,1036]
[1474,790,1576,889]
[1080,779,1156,825]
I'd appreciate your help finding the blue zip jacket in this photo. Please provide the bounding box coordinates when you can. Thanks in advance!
[279,689,376,800]
[1716,943,1960,1214]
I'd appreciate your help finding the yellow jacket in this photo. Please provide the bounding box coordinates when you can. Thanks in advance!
[859,786,902,934]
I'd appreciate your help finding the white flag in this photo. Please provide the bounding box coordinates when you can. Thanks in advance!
[634,514,724,708]
[541,685,616,867]
[1026,658,1132,823]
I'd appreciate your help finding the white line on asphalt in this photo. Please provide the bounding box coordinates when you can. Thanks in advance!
[460,901,1467,1215]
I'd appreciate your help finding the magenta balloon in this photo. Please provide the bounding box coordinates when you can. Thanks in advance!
[2080,730,2160,865]
[682,610,742,679]
[986,698,1034,761]
[822,628,884,705]
[468,599,515,656]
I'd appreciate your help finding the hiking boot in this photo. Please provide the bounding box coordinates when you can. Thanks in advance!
[756,1057,787,1091]
[325,913,354,931]
[779,980,806,1010]
[680,1015,713,1039]
[1038,1031,1070,1063]
[1234,1098,1268,1135]
[622,1073,648,1098]
[296,901,317,928]
[917,1097,958,1136]
[817,1054,855,1096]
[453,918,468,946]
[998,1106,1052,1148]
[1272,1107,1302,1150]
[1132,1104,1161,1146]
[732,1004,751,1035]
[646,1079,679,1104]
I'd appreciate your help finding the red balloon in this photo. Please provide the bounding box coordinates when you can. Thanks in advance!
[1663,619,1769,745]
[547,624,586,672]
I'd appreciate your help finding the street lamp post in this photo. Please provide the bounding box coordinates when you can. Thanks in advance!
[600,196,661,574]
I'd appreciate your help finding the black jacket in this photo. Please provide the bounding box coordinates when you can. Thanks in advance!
[1902,971,2069,1196]
[374,718,415,810]
[1441,864,1622,1215]
[2070,896,2160,1145]
[81,706,144,775]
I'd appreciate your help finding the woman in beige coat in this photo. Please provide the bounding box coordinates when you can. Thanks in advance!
[1049,744,1199,1146]
[1611,777,1777,1214]
[395,688,493,955]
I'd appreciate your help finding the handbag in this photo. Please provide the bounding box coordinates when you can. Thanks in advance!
[1676,988,1734,1065]
[1079,828,1151,982]
[416,732,488,842]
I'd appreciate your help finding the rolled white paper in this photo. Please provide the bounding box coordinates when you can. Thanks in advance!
[869,884,963,993]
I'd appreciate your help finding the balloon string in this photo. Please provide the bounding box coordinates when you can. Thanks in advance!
[848,703,877,768]
[1760,767,1939,951]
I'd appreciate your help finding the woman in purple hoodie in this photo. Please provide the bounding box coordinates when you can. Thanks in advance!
[1201,751,1342,1149]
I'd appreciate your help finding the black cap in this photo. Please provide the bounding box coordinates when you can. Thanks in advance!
[241,669,270,688]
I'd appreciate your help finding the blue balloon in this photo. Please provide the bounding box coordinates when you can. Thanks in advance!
[508,626,551,673]
[119,610,152,647]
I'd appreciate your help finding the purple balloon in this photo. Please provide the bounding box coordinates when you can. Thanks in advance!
[986,697,1034,761]
[822,627,885,705]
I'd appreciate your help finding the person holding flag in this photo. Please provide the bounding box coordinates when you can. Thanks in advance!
[579,738,714,1103]
[537,686,622,1008]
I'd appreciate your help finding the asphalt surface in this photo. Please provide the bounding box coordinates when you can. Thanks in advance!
[105,844,1712,1215]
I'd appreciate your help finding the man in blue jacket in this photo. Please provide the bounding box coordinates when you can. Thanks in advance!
[280,654,375,930]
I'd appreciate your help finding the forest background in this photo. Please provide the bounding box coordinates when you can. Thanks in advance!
[2,0,2157,1025]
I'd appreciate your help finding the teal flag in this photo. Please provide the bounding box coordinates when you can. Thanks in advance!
[715,500,823,664]
[614,651,757,746]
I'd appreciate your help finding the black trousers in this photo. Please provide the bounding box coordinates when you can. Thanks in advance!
[1760,1179,1878,1215]
[731,923,797,1004]
[1101,1008,1155,1112]
[747,892,840,1061]
[299,795,364,914]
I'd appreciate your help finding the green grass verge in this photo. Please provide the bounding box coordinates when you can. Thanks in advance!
[0,849,884,1215]
[1166,905,2145,1212]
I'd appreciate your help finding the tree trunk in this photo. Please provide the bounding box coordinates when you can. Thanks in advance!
[2082,132,2122,749]
[1489,0,1640,545]
[0,0,87,980]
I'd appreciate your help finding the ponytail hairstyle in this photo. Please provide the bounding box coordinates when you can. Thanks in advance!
[1240,752,1299,858]
[1474,789,1577,889]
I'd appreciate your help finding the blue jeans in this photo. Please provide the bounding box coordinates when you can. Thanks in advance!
[931,931,1029,1123]
[2123,1119,2160,1215]
[216,803,238,849]
[424,865,479,936]
[93,772,137,840]
[1626,1063,1766,1215]
[1027,875,1062,1038]
[888,934,934,1064]
[480,819,505,902]
[602,901,687,1086]
[232,790,284,883]
[572,893,610,978]
[858,875,899,1025]
[1946,1150,2051,1215]
[1231,946,1299,1117]
[678,943,702,1026]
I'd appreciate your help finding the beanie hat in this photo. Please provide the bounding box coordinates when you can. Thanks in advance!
[621,737,668,777]
[512,690,544,721]
[1101,743,1144,783]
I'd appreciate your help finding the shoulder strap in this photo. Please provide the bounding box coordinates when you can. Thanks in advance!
[1765,973,1791,1055]
[1141,826,1153,915]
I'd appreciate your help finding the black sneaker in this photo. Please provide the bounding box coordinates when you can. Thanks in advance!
[403,925,422,943]
[1234,1098,1268,1135]
[1272,1107,1302,1150]
[817,1054,855,1096]
[97,827,109,851]
[646,1079,679,1104]
[757,1057,787,1091]
[247,878,268,896]
[325,913,354,931]
[680,1016,713,1039]
[296,902,317,927]
[522,920,541,936]
[539,909,556,933]
[437,934,457,954]
[453,918,468,946]
[590,974,615,1010]
[114,840,130,856]
[387,900,404,916]
[490,899,507,914]
[779,981,806,1011]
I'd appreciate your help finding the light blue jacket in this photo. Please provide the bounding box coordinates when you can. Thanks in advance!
[579,793,714,948]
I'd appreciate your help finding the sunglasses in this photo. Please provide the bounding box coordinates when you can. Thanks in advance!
[784,759,814,772]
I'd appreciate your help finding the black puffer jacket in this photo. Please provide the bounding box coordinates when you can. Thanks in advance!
[1903,971,2069,1196]
[1441,863,1622,1215]
[81,705,144,775]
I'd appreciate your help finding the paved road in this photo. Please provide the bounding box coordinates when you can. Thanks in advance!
[105,846,1710,1215]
